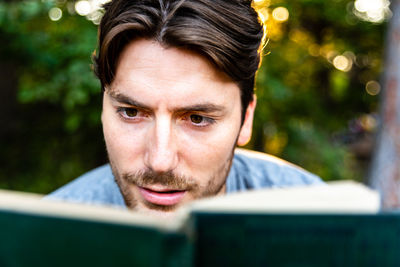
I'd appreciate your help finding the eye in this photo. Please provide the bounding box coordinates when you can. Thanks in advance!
[117,107,139,119]
[187,114,215,127]
[190,114,204,124]
[124,108,138,118]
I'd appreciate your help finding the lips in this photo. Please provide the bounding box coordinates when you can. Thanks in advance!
[138,186,186,206]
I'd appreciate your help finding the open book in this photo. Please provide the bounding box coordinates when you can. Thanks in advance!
[1,181,395,267]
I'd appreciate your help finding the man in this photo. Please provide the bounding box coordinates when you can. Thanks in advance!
[47,0,322,217]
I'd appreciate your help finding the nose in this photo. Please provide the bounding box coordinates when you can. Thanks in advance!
[144,115,179,173]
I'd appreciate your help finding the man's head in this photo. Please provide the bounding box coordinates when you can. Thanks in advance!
[94,0,264,216]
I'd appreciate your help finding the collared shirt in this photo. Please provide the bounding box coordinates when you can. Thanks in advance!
[45,149,323,208]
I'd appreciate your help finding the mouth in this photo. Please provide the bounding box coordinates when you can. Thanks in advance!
[138,186,186,206]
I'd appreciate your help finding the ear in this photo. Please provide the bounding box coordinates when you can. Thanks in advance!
[237,95,257,146]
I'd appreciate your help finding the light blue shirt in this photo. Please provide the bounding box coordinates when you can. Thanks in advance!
[46,149,323,208]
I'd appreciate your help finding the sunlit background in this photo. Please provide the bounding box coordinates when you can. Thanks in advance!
[0,0,390,193]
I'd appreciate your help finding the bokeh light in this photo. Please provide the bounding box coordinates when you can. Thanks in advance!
[360,114,377,131]
[258,8,269,23]
[272,7,289,22]
[75,1,91,16]
[353,0,391,23]
[366,80,381,95]
[252,1,289,41]
[48,7,62,21]
[252,0,271,9]
[333,54,353,72]
[72,0,111,24]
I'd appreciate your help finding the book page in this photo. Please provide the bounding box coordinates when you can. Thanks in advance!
[0,180,380,232]
[0,189,182,231]
[188,181,380,214]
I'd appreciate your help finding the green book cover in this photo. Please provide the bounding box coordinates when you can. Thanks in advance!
[192,212,400,266]
[0,190,193,267]
[0,181,394,267]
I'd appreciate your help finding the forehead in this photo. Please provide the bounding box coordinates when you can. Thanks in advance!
[115,38,230,80]
[110,39,241,108]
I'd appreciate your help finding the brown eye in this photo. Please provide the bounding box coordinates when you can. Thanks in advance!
[125,108,138,117]
[190,114,203,124]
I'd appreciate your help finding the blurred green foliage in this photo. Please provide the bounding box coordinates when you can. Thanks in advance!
[0,0,104,192]
[0,0,385,193]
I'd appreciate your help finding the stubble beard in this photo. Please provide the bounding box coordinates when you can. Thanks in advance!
[109,148,235,214]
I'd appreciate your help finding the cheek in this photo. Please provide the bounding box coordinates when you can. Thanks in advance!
[103,115,145,168]
[179,122,240,168]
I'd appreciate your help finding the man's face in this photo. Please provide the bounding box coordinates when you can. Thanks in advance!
[102,39,255,217]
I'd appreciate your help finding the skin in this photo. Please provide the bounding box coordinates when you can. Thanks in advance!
[102,38,256,217]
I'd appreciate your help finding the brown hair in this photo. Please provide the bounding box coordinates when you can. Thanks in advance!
[93,0,264,119]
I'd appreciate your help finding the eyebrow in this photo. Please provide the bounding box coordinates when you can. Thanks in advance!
[108,90,150,110]
[108,90,226,113]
